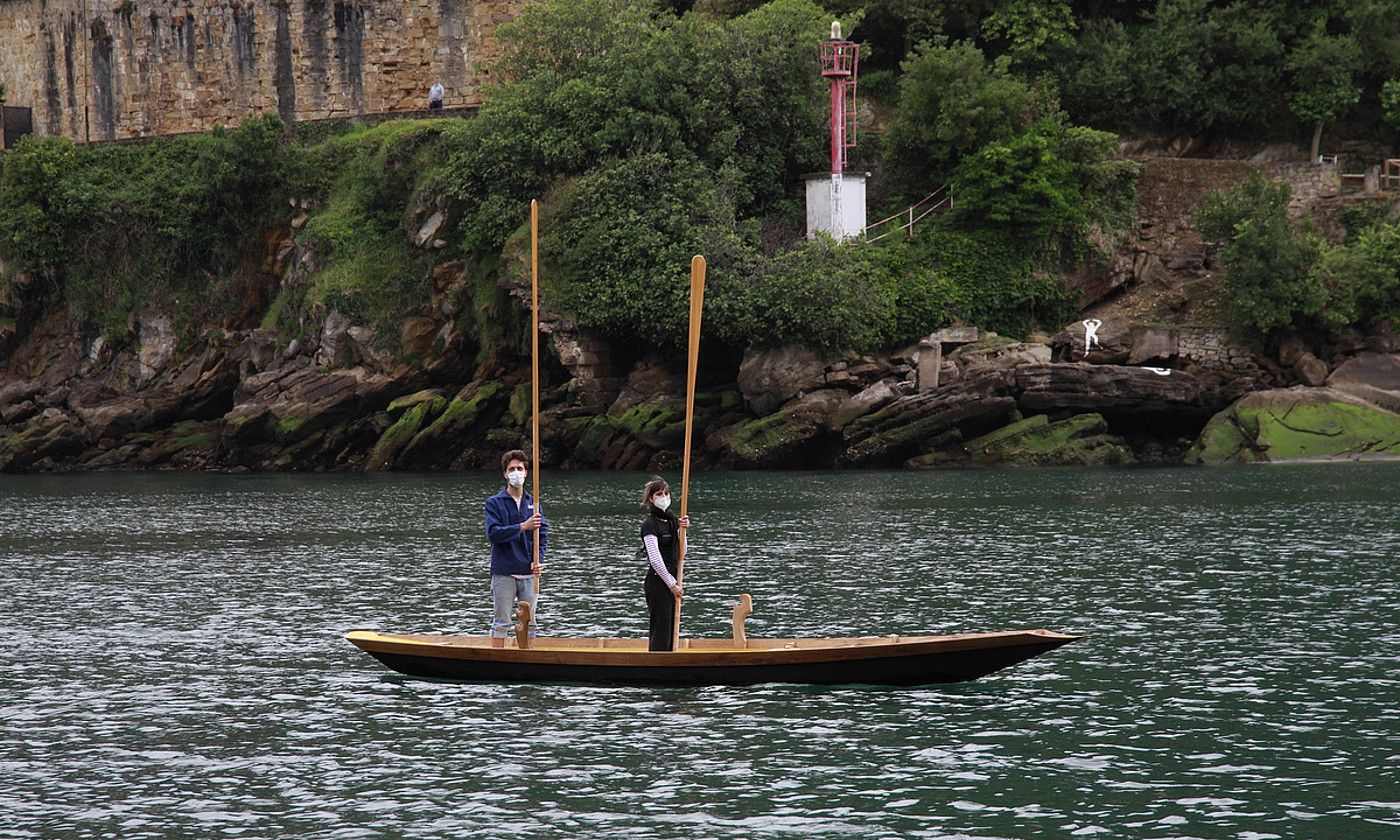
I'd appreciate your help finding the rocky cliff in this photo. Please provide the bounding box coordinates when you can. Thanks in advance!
[3,152,1399,473]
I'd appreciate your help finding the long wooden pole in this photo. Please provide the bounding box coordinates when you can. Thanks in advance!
[531,199,541,594]
[672,254,706,650]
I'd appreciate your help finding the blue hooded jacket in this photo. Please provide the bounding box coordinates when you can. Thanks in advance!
[484,487,548,575]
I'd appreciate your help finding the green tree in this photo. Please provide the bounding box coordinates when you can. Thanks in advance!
[439,0,830,256]
[948,118,1134,249]
[1129,0,1216,132]
[980,0,1076,73]
[1286,18,1362,161]
[1195,175,1325,338]
[883,40,1036,193]
[540,152,761,348]
[1058,18,1134,129]
[1382,79,1400,133]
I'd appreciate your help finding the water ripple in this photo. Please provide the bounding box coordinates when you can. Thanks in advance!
[1,466,1397,838]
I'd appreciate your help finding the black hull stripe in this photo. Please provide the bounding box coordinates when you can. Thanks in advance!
[365,640,1071,686]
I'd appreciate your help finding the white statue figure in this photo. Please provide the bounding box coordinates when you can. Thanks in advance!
[1082,319,1103,356]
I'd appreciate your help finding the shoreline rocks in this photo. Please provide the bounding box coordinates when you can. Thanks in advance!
[3,301,1398,474]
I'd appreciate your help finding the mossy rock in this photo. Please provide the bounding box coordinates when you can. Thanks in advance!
[0,420,88,472]
[694,388,742,411]
[368,396,447,470]
[508,383,532,427]
[387,388,446,416]
[843,395,1019,465]
[570,404,683,466]
[149,421,219,460]
[81,445,140,471]
[611,404,683,448]
[425,381,505,437]
[573,416,618,465]
[725,408,829,468]
[968,413,1135,467]
[1187,387,1400,464]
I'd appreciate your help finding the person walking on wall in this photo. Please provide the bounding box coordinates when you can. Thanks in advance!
[638,476,691,652]
[428,82,444,110]
[484,449,546,648]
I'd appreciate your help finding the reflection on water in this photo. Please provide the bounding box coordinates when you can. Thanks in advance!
[2,465,1398,838]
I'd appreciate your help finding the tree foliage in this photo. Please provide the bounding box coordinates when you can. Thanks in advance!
[1384,79,1400,132]
[0,115,291,331]
[883,41,1037,192]
[1286,16,1363,156]
[979,0,1076,73]
[1195,175,1325,338]
[437,0,831,257]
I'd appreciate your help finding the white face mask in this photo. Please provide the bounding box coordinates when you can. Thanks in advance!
[506,469,526,488]
[652,494,671,511]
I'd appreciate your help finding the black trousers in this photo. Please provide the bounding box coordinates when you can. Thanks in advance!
[644,574,675,651]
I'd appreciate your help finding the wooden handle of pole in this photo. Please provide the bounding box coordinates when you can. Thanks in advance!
[672,254,705,650]
[531,199,542,593]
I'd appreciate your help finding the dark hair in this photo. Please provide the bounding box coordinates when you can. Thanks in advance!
[641,476,669,507]
[501,450,528,472]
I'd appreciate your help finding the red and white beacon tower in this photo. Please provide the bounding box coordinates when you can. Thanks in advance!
[806,21,866,241]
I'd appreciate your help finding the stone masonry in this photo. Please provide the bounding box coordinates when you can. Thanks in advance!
[0,0,531,142]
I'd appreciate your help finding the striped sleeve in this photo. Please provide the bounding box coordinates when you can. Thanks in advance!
[643,534,676,588]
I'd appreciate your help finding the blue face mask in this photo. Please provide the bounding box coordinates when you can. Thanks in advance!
[652,495,671,511]
[507,469,525,488]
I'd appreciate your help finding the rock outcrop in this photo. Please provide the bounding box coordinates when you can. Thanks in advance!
[1187,387,1400,464]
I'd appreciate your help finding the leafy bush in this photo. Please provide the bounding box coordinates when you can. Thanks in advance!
[733,236,957,351]
[950,120,1082,238]
[0,115,292,333]
[539,153,761,348]
[1195,175,1325,337]
[295,121,462,329]
[1382,79,1400,132]
[915,226,1078,337]
[1310,220,1400,333]
[436,0,831,258]
[949,118,1136,261]
[882,40,1036,193]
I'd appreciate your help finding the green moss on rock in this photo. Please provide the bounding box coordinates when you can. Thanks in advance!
[725,409,827,467]
[1188,388,1400,464]
[968,413,1135,466]
[368,396,447,470]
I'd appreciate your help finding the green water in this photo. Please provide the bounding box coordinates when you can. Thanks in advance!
[1,465,1397,838]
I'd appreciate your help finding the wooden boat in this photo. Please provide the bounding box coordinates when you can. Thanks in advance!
[346,247,1081,688]
[343,627,1080,687]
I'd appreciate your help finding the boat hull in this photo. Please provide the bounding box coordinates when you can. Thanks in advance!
[345,629,1079,687]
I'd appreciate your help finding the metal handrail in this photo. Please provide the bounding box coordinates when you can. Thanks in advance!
[864,187,952,243]
[864,186,946,230]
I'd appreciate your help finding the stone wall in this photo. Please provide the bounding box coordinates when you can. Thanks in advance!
[1175,326,1261,378]
[0,0,530,142]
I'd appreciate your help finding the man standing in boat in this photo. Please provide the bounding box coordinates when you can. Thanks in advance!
[484,449,547,648]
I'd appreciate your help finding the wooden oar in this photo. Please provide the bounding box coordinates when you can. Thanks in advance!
[530,199,542,595]
[672,254,706,650]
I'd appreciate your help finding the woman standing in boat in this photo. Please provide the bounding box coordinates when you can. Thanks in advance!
[639,476,690,651]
